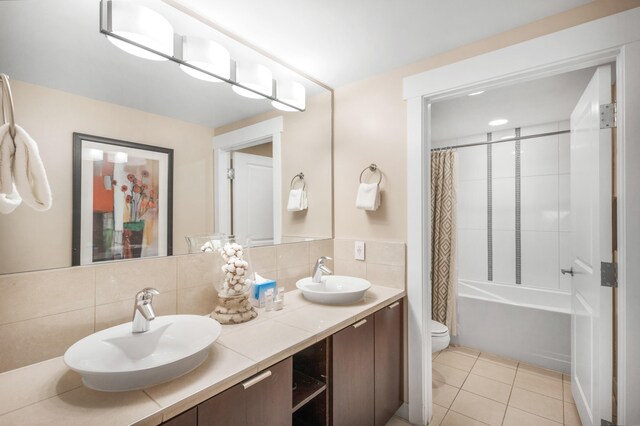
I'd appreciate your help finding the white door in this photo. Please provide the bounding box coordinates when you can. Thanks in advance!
[569,65,613,426]
[231,151,274,246]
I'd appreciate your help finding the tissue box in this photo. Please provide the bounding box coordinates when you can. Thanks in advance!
[251,279,277,308]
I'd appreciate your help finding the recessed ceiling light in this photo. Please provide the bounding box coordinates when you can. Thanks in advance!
[489,119,508,126]
[468,91,485,96]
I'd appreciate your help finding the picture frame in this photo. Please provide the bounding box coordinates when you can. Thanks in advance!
[72,133,173,266]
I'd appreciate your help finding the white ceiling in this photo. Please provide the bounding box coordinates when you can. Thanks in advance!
[431,67,597,142]
[172,0,593,88]
[0,0,595,128]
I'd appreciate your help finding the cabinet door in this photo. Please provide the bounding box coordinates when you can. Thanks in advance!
[198,383,246,426]
[245,357,292,426]
[163,407,197,426]
[332,315,374,426]
[374,300,403,426]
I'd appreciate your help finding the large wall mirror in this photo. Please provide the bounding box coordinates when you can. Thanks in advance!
[0,0,332,275]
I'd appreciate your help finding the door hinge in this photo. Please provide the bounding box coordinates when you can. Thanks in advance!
[226,168,235,180]
[600,103,617,129]
[601,261,617,288]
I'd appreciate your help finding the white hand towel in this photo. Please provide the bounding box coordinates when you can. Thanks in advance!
[0,183,22,214]
[287,188,308,211]
[0,123,15,195]
[12,125,52,211]
[0,124,22,213]
[356,182,380,210]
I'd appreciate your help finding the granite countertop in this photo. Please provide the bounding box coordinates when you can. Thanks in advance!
[0,286,405,426]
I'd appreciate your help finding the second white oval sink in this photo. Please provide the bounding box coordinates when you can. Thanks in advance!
[64,315,221,392]
[296,275,371,305]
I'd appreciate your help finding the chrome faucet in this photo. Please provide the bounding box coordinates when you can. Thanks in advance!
[132,288,160,333]
[312,256,333,283]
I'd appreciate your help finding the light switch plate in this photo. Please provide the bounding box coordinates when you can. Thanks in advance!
[355,241,365,261]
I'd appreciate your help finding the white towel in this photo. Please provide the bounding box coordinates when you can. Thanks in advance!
[0,183,22,214]
[11,125,52,211]
[0,123,14,195]
[356,182,380,210]
[0,124,22,213]
[287,188,308,211]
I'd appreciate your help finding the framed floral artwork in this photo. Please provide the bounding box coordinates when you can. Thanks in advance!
[72,133,173,266]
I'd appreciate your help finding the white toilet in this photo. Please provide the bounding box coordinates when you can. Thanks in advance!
[431,320,450,352]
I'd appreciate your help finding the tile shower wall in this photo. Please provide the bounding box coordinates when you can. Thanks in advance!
[438,121,571,292]
[0,238,406,373]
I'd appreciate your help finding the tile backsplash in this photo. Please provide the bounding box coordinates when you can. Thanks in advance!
[0,238,405,373]
[333,239,406,289]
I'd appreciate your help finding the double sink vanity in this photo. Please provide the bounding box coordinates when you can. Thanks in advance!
[0,273,405,426]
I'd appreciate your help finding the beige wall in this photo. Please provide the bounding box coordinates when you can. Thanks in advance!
[0,81,214,274]
[333,0,640,243]
[216,91,333,240]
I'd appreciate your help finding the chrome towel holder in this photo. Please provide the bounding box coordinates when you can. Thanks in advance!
[290,172,305,190]
[359,164,382,185]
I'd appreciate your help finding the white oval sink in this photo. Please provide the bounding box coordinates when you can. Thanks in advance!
[296,275,371,305]
[64,315,221,392]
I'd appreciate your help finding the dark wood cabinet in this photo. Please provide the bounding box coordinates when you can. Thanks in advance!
[164,298,404,426]
[198,382,246,426]
[246,357,292,426]
[331,299,404,426]
[332,315,375,426]
[374,300,403,426]
[198,357,292,426]
[163,407,197,426]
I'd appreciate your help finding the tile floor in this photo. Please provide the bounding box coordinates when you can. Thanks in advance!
[385,345,582,426]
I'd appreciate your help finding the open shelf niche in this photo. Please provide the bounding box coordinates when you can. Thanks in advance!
[292,338,329,426]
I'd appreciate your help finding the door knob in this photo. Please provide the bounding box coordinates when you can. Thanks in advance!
[561,267,574,276]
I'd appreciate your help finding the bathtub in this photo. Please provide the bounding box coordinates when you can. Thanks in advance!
[451,280,571,373]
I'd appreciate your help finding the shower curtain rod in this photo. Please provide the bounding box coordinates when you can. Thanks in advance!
[431,129,570,151]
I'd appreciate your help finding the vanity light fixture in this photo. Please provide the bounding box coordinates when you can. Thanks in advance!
[468,91,485,96]
[272,81,306,111]
[100,0,304,111]
[179,37,230,82]
[105,1,174,61]
[232,62,273,99]
[489,118,509,126]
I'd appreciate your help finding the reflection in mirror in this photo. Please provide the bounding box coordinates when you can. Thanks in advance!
[0,0,332,275]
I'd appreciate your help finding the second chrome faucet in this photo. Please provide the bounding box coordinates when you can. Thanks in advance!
[312,256,333,283]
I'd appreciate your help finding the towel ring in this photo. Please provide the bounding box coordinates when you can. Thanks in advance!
[290,172,305,190]
[0,74,17,139]
[359,164,382,185]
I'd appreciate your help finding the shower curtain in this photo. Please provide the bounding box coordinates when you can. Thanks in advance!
[431,150,457,335]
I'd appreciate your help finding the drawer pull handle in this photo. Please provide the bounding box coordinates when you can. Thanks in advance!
[242,370,272,389]
[387,301,400,310]
[352,319,367,329]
